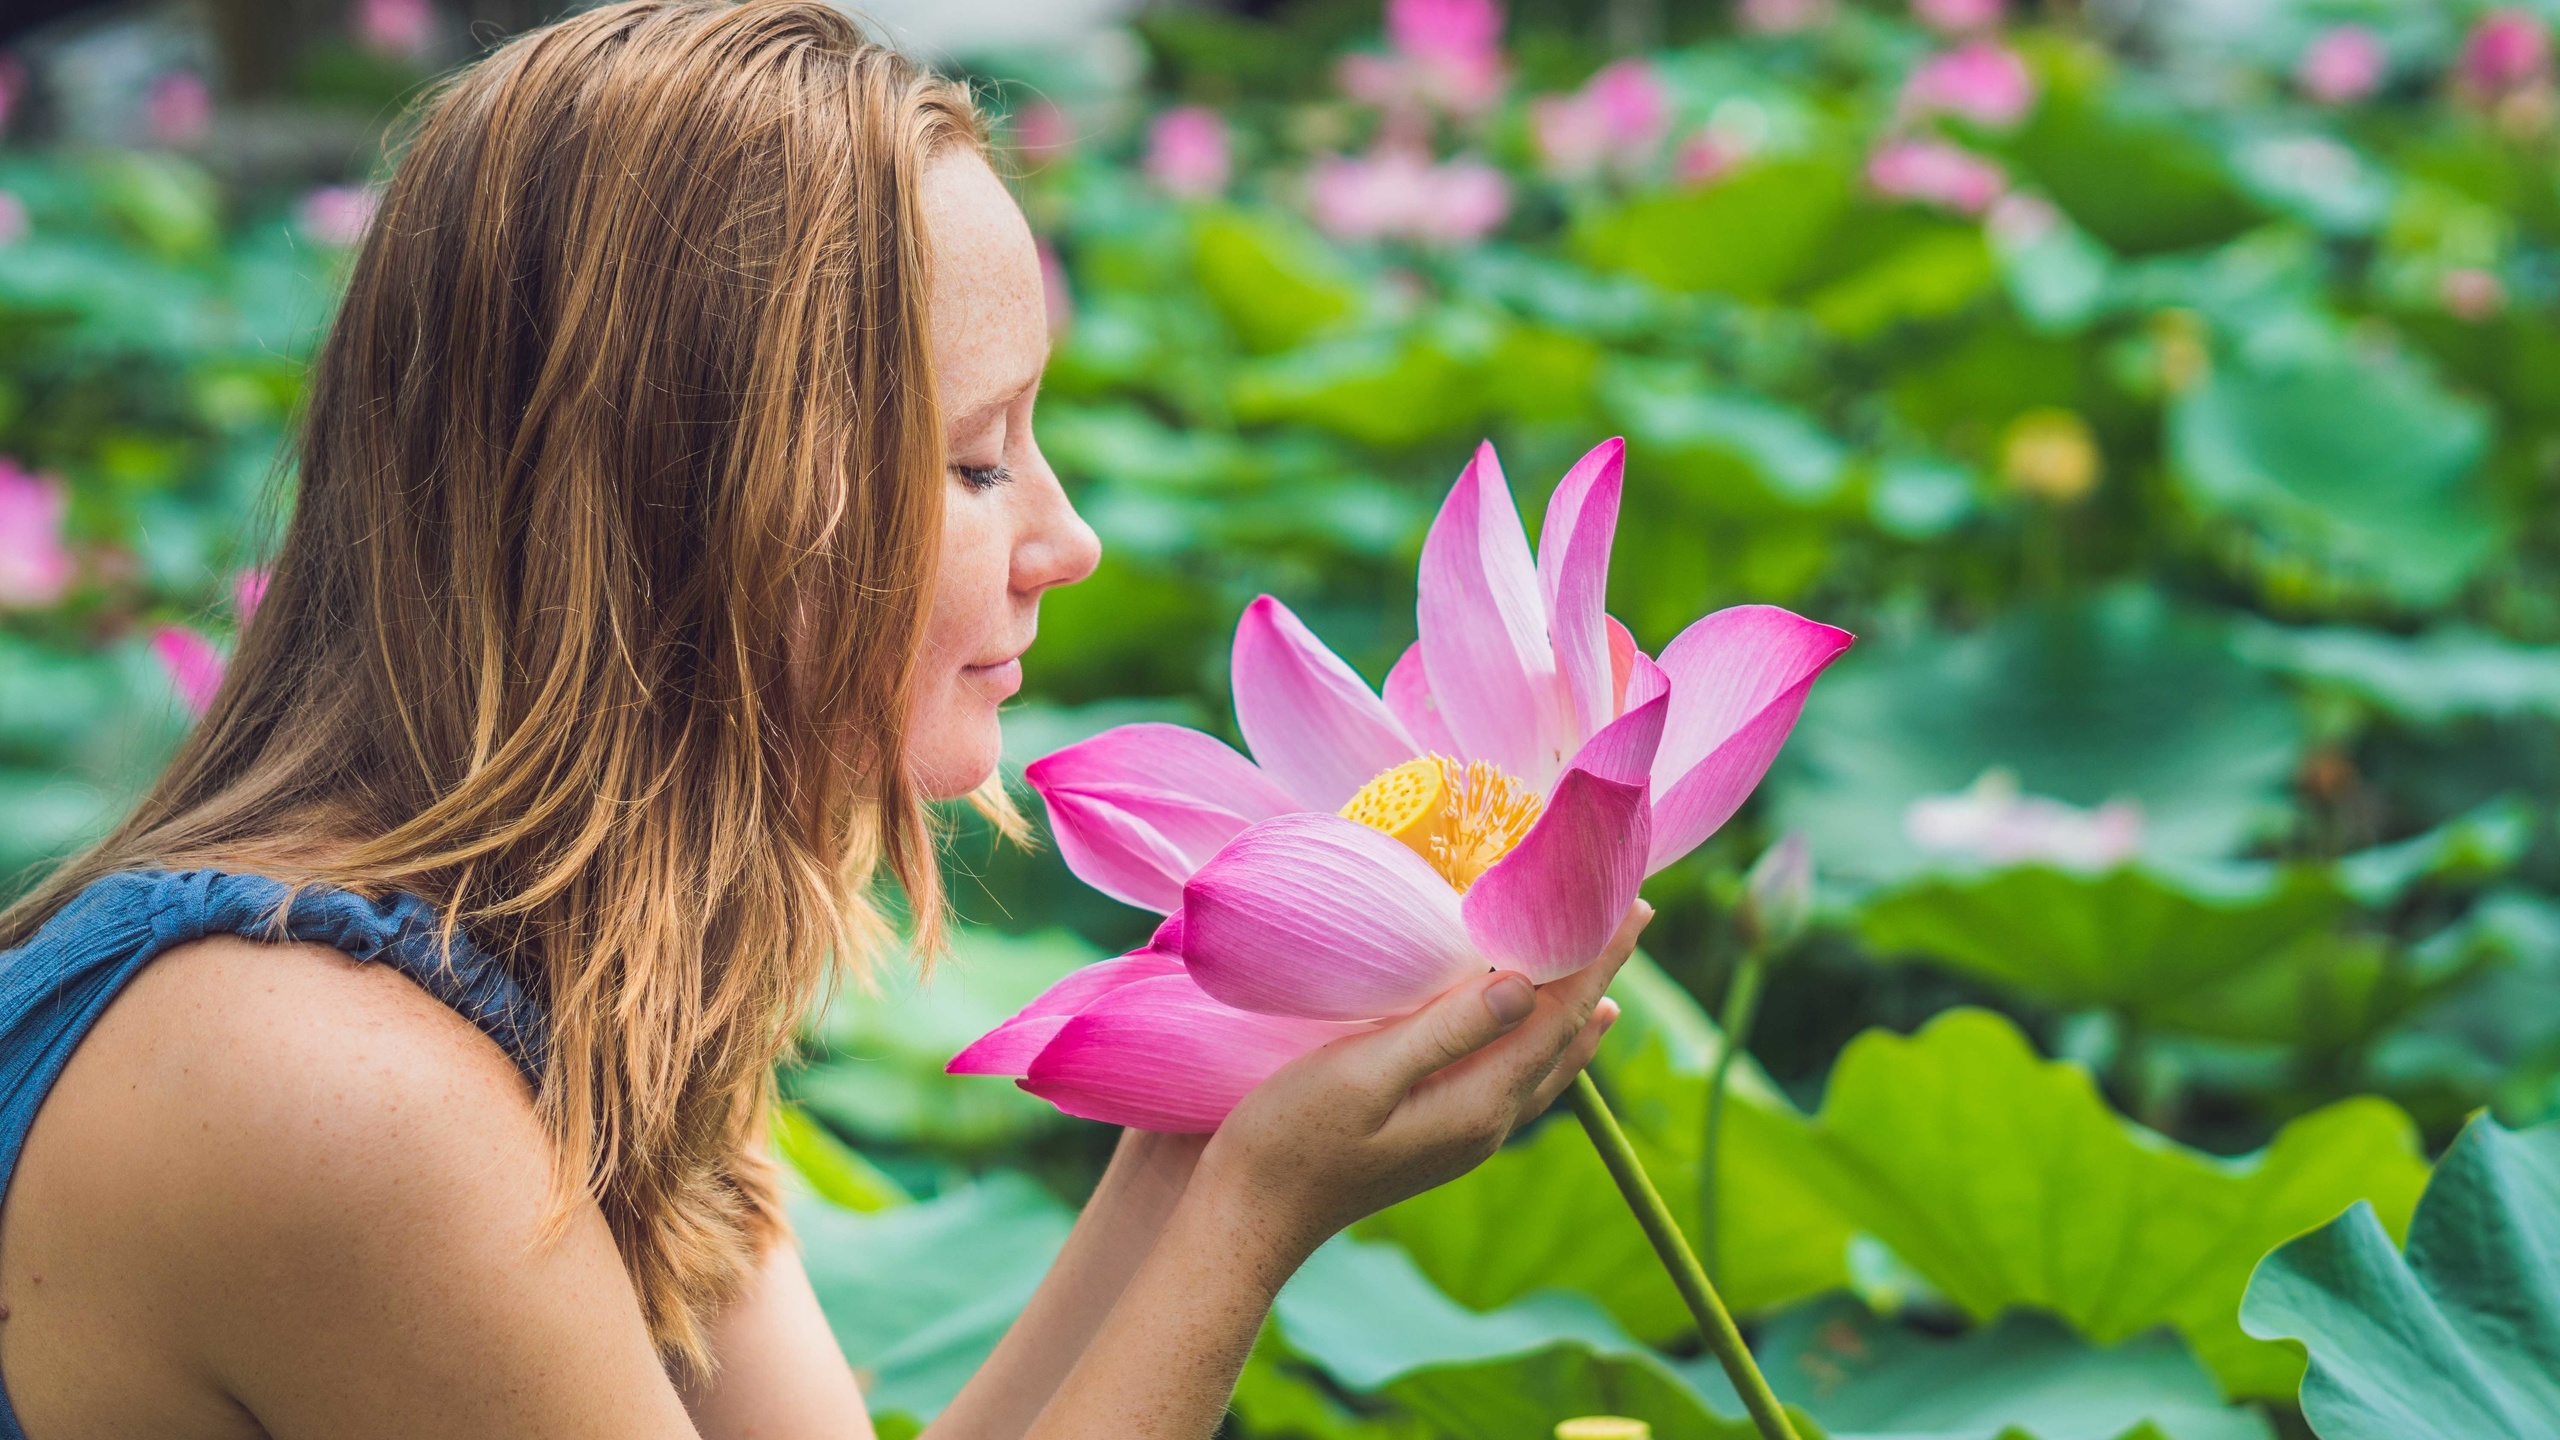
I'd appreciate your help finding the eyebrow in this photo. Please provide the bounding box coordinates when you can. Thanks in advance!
[945,365,1046,434]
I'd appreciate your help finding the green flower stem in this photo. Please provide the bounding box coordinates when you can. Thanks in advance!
[1701,944,1769,1290]
[1566,1072,1801,1440]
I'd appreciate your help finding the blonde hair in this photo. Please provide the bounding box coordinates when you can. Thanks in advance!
[2,0,984,1371]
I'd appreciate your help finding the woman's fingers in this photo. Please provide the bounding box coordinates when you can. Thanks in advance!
[1521,997,1618,1120]
[1351,969,1539,1101]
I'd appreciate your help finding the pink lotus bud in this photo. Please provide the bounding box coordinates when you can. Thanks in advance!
[232,567,270,624]
[1912,0,2002,37]
[1739,832,1814,949]
[146,71,210,148]
[1312,149,1428,240]
[1388,0,1502,65]
[1673,130,1743,186]
[1866,138,2007,214]
[296,185,380,247]
[1420,156,1509,243]
[2440,267,2506,321]
[1143,106,1232,199]
[2462,9,2550,94]
[2298,25,2387,105]
[1037,239,1074,340]
[0,189,26,247]
[1588,59,1670,151]
[1740,0,1835,33]
[1902,41,2036,127]
[1012,99,1074,166]
[152,624,225,719]
[0,458,73,608]
[354,0,433,59]
[1532,94,1609,178]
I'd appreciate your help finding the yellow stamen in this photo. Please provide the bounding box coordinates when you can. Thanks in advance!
[1339,753,1544,894]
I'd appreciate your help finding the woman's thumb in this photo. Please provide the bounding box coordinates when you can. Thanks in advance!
[1370,970,1537,1090]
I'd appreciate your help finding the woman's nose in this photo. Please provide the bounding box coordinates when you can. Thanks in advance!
[1015,455,1101,595]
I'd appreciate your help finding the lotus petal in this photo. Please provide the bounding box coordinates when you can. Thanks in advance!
[1647,605,1856,873]
[1233,595,1418,810]
[1021,973,1368,1132]
[1384,643,1460,755]
[1029,723,1302,912]
[1182,812,1483,1021]
[1538,438,1625,742]
[1461,694,1661,981]
[1419,443,1572,786]
[945,950,1187,1077]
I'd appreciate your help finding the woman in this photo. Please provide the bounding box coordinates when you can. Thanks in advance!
[0,3,1640,1437]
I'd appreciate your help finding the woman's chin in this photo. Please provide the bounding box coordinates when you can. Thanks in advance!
[909,713,1005,801]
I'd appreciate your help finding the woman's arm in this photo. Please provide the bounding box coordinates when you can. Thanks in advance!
[681,1240,874,1440]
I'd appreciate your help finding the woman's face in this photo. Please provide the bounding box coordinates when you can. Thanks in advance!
[907,151,1100,800]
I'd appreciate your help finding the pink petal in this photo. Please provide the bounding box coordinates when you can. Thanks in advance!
[1384,642,1460,755]
[1181,813,1482,1021]
[1606,616,1639,714]
[1021,973,1368,1132]
[1647,606,1855,873]
[1419,443,1572,785]
[1536,439,1625,745]
[1232,595,1418,810]
[1625,647,1670,712]
[151,624,225,718]
[1462,696,1662,981]
[1029,723,1303,913]
[946,949,1187,1077]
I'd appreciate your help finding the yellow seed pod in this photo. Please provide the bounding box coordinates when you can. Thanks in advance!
[1339,756,1447,862]
[1999,407,2101,505]
[1555,1419,1652,1440]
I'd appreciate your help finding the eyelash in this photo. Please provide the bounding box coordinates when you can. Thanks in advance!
[953,463,1012,491]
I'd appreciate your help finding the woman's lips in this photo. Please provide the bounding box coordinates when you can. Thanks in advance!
[966,657,1024,694]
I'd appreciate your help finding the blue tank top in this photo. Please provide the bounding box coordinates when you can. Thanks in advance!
[0,868,548,1438]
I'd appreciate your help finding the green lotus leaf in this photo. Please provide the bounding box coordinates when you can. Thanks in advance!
[1788,1009,2429,1398]
[2240,1115,2560,1438]
[2235,622,2560,726]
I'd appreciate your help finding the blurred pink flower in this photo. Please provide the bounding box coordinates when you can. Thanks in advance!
[1037,239,1074,339]
[1144,106,1232,199]
[297,185,379,247]
[1673,130,1744,186]
[354,0,434,59]
[0,459,74,609]
[1905,770,2142,871]
[1532,60,1670,178]
[153,625,225,718]
[1739,0,1835,33]
[2462,9,2550,93]
[146,71,210,148]
[1913,0,2002,36]
[1388,0,1502,64]
[1310,148,1508,244]
[2298,25,2387,105]
[1867,138,2007,213]
[1013,99,1074,166]
[0,190,26,247]
[1902,40,2035,126]
[2440,267,2506,320]
[232,567,270,624]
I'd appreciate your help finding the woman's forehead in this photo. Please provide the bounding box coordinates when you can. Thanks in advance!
[922,152,1046,418]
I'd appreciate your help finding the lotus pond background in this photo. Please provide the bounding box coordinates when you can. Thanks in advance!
[4,0,2560,1434]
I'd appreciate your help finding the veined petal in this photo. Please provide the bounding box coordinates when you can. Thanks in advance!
[1384,642,1460,755]
[1646,605,1855,873]
[1624,646,1670,712]
[1182,813,1482,1021]
[1029,723,1302,913]
[1233,595,1418,810]
[1459,693,1663,982]
[1537,439,1625,743]
[1021,973,1368,1133]
[946,950,1187,1077]
[1606,616,1640,715]
[1420,442,1571,785]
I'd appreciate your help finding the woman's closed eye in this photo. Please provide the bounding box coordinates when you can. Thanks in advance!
[952,461,1012,490]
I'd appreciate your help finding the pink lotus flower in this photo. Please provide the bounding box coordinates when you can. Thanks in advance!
[1867,138,2008,214]
[953,439,1852,1129]
[1913,0,2002,36]
[152,624,226,718]
[2440,266,2506,320]
[146,71,210,148]
[1339,0,1507,120]
[0,190,26,248]
[1673,131,1744,187]
[354,0,434,59]
[2298,25,2387,105]
[1532,59,1671,179]
[2462,9,2550,94]
[1144,106,1232,199]
[297,185,380,247]
[1389,0,1502,66]
[232,567,271,624]
[0,459,73,607]
[1311,149,1509,244]
[1037,240,1073,340]
[1012,100,1074,167]
[1904,769,2142,872]
[1902,41,2035,128]
[1739,0,1836,34]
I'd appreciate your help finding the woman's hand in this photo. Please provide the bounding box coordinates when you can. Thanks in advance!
[1193,901,1650,1263]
